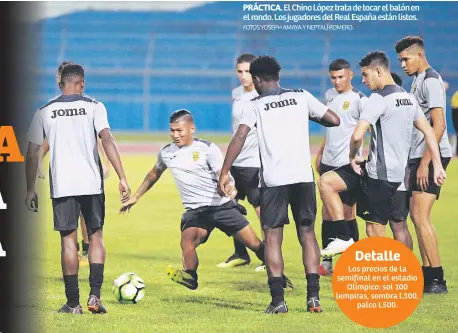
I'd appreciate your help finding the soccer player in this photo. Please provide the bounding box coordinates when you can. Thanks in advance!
[319,51,446,259]
[26,64,131,314]
[315,59,367,277]
[387,72,413,250]
[119,110,290,291]
[218,56,340,314]
[218,53,265,271]
[396,36,453,293]
[38,61,110,265]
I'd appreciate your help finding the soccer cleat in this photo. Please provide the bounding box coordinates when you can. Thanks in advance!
[321,238,354,258]
[307,296,322,313]
[319,262,333,277]
[265,301,288,314]
[57,304,83,314]
[217,253,250,268]
[424,279,448,294]
[166,265,198,290]
[283,275,294,290]
[87,295,107,314]
[255,264,266,272]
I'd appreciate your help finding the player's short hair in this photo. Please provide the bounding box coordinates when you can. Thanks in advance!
[395,36,424,53]
[236,53,256,65]
[60,64,85,85]
[391,72,403,86]
[57,61,74,76]
[329,59,351,72]
[249,55,281,81]
[359,51,390,70]
[170,109,194,123]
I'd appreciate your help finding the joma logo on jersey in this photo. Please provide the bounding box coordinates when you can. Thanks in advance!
[395,99,413,107]
[51,108,87,119]
[264,99,297,111]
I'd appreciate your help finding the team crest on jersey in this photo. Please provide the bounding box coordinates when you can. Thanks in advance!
[192,152,200,161]
[343,101,350,110]
[412,85,417,93]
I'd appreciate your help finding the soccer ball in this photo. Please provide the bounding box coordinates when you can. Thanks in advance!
[112,272,145,304]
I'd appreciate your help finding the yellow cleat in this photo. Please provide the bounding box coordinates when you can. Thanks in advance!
[217,254,250,268]
[166,265,198,290]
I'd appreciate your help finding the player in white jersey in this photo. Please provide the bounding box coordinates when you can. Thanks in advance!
[218,53,265,271]
[218,56,340,314]
[386,72,413,251]
[119,110,292,292]
[26,64,131,314]
[315,59,367,277]
[396,36,452,293]
[319,51,446,259]
[37,61,110,266]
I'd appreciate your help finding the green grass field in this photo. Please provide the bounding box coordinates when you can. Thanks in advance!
[36,153,458,333]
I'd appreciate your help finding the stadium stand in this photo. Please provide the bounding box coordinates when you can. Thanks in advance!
[34,2,458,133]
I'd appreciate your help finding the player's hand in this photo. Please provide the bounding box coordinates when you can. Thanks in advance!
[218,172,236,198]
[417,163,429,192]
[119,178,131,203]
[433,164,446,187]
[120,196,137,214]
[350,156,364,175]
[25,191,39,212]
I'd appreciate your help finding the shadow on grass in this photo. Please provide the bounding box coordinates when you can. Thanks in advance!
[162,295,263,312]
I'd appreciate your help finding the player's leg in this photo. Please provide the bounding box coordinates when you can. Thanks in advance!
[53,197,83,314]
[366,222,386,237]
[409,158,450,294]
[167,210,211,290]
[389,191,413,250]
[217,167,251,268]
[246,187,265,271]
[78,213,89,266]
[343,200,359,243]
[410,192,446,293]
[290,182,322,313]
[258,186,289,314]
[79,194,107,314]
[318,166,358,257]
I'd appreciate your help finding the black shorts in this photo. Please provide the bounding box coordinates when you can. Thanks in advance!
[320,163,358,206]
[408,157,451,199]
[180,200,249,244]
[230,166,261,207]
[334,164,400,225]
[52,194,105,234]
[390,191,409,222]
[260,182,316,230]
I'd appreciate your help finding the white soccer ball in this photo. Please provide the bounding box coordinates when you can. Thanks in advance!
[112,272,146,304]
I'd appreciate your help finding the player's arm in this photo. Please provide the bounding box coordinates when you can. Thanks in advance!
[419,78,447,167]
[418,107,446,166]
[414,111,446,190]
[95,102,130,202]
[25,110,43,212]
[305,91,340,127]
[97,137,110,179]
[315,137,326,174]
[37,138,49,179]
[310,109,340,127]
[219,124,250,196]
[350,120,371,159]
[120,164,166,214]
